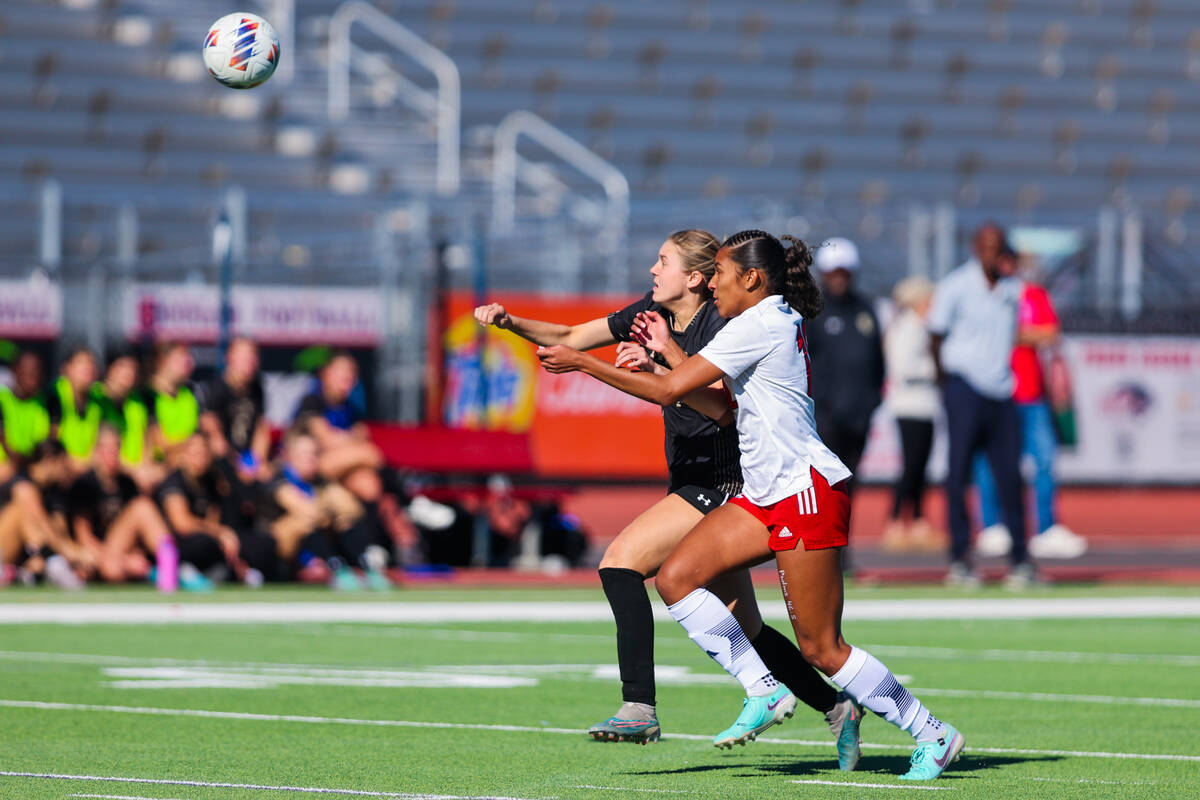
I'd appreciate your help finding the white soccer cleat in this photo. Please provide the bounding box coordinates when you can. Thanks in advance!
[974,524,1012,557]
[1029,524,1088,559]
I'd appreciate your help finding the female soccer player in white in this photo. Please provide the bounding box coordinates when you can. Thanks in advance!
[537,230,964,781]
[477,230,862,766]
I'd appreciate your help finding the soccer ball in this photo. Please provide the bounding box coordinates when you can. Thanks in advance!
[202,12,281,89]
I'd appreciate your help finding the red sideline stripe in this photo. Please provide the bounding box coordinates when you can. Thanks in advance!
[368,423,534,474]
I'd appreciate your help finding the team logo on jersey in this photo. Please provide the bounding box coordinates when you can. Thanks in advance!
[856,311,876,336]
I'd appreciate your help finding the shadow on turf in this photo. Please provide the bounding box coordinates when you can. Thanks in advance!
[627,752,1063,780]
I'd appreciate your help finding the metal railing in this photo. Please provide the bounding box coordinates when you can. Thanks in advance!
[327,0,460,196]
[491,110,629,240]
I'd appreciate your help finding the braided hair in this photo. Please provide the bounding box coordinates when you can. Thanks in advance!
[720,230,824,319]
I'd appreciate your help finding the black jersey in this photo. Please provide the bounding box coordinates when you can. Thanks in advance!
[68,470,139,539]
[259,467,323,526]
[201,377,265,455]
[0,472,66,516]
[155,468,221,528]
[607,292,742,495]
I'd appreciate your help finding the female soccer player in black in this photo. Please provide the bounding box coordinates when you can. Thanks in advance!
[476,230,861,763]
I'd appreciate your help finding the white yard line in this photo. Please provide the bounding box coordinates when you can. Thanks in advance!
[574,787,692,794]
[789,780,955,791]
[0,770,543,799]
[907,687,1200,709]
[4,699,1199,763]
[1,596,1198,624]
[1024,777,1157,786]
[5,649,1199,706]
[861,644,1200,667]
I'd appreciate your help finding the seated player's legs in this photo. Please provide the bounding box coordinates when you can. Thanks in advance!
[98,497,171,583]
[174,531,225,572]
[270,513,317,561]
[318,483,364,532]
[0,503,23,566]
[318,441,384,503]
[236,528,279,583]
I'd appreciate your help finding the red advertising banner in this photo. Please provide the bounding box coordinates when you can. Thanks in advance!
[440,293,668,479]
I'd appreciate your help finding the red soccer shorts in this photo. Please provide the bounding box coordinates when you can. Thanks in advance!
[729,467,850,552]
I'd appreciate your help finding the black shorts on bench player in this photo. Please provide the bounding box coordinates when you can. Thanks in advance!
[475,230,855,755]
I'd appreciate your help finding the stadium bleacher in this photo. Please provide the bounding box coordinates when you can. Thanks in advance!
[2,0,1199,312]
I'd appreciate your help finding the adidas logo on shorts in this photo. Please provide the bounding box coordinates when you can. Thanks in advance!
[777,526,794,538]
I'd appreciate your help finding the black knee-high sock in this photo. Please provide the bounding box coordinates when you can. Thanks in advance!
[599,567,656,706]
[753,624,837,713]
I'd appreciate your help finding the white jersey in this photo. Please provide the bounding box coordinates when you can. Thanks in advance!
[698,295,852,506]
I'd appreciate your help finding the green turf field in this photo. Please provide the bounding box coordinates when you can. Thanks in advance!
[1,585,1198,799]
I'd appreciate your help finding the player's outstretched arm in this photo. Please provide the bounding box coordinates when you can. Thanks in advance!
[474,303,615,351]
[537,345,725,414]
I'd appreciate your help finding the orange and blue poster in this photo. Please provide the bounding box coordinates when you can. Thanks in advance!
[441,293,669,480]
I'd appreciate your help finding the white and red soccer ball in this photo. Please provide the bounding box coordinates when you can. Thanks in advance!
[203,12,280,89]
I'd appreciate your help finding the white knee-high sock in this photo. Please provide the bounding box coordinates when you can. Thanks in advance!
[667,588,774,695]
[831,646,940,741]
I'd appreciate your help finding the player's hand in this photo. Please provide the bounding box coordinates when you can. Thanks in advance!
[217,527,241,562]
[615,341,651,372]
[536,345,582,374]
[474,303,512,330]
[631,311,671,354]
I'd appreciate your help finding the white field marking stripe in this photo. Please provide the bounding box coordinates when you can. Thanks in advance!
[15,632,1200,671]
[790,780,954,791]
[3,596,1200,624]
[0,650,721,688]
[5,699,1200,763]
[6,648,1198,704]
[0,771,542,799]
[862,644,1200,667]
[574,787,691,794]
[289,627,1200,668]
[907,686,1200,709]
[1024,777,1157,786]
[99,666,536,690]
[320,625,616,645]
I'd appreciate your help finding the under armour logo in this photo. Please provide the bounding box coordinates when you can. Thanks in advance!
[778,527,794,538]
[697,494,711,506]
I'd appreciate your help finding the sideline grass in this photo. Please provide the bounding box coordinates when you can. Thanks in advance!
[0,586,1197,799]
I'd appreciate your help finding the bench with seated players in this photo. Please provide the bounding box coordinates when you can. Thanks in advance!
[0,342,585,590]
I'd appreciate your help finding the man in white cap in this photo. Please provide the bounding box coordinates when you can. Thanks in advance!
[805,237,885,550]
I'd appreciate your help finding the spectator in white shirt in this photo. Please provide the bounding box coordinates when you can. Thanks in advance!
[883,277,941,552]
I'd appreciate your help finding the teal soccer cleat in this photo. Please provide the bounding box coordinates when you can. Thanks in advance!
[898,724,965,781]
[588,703,661,744]
[712,686,796,749]
[825,691,864,771]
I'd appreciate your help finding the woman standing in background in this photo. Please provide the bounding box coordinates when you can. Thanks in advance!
[882,277,942,552]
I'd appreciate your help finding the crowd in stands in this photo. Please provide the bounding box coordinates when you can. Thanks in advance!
[0,338,586,591]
